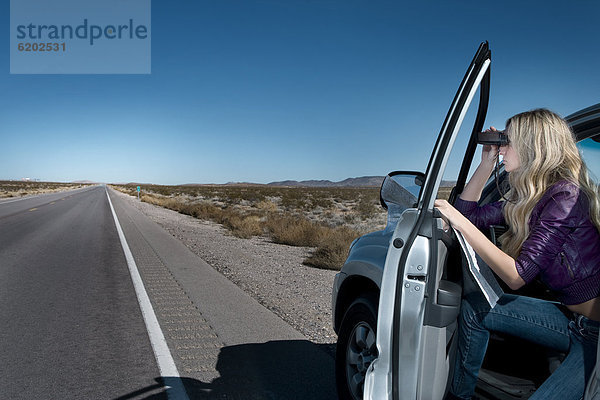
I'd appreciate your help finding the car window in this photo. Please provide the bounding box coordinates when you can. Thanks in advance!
[578,137,600,182]
[437,88,482,200]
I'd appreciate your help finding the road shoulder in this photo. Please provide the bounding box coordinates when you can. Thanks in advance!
[107,188,337,399]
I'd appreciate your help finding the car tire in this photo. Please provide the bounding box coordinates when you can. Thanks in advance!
[336,293,378,400]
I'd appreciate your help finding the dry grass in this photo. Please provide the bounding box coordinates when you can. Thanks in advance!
[111,183,455,270]
[0,181,90,198]
[437,186,453,200]
[112,184,380,270]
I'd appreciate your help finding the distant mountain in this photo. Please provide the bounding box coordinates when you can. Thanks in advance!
[114,177,457,188]
[267,177,457,188]
[267,176,385,187]
[124,182,154,186]
[181,182,265,187]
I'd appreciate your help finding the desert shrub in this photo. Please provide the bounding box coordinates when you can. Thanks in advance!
[141,193,181,211]
[343,214,356,224]
[280,194,309,211]
[0,181,89,198]
[304,226,360,270]
[140,192,264,239]
[356,193,378,220]
[312,196,334,209]
[256,200,279,212]
[264,213,360,270]
[222,214,263,238]
[437,186,453,200]
[264,214,319,247]
[193,203,226,221]
[113,183,379,270]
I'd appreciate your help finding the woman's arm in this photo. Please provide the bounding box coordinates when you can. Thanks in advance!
[460,141,498,202]
[435,199,526,290]
[460,160,496,201]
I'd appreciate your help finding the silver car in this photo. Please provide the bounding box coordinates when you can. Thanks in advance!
[332,42,600,400]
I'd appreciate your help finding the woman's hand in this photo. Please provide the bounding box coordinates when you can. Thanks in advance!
[481,127,499,166]
[434,199,468,232]
[434,199,525,290]
[460,127,501,202]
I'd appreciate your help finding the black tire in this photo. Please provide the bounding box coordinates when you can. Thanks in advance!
[336,294,378,400]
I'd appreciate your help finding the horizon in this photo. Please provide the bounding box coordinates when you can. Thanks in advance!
[1,175,462,189]
[2,1,599,185]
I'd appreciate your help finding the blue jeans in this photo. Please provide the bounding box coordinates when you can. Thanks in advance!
[450,294,599,399]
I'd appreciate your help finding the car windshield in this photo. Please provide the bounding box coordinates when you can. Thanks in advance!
[437,89,484,201]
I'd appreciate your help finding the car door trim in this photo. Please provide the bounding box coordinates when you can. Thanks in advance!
[391,42,492,400]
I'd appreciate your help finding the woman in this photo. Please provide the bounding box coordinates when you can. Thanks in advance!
[435,109,600,399]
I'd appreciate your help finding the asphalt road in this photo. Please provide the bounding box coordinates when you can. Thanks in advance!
[0,186,336,400]
[0,186,166,399]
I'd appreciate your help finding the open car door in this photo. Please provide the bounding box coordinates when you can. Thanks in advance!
[364,42,491,400]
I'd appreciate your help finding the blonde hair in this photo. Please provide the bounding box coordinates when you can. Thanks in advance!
[500,108,600,258]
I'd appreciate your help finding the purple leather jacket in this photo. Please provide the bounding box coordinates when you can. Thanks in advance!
[455,180,600,305]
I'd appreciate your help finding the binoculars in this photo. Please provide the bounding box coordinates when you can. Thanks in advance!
[477,130,509,146]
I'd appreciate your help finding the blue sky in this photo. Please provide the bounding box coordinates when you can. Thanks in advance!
[1,0,599,184]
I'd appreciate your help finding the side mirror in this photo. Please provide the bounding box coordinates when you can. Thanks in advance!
[380,171,425,233]
[380,171,425,211]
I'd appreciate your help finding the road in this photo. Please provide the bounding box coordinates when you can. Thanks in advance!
[0,186,336,400]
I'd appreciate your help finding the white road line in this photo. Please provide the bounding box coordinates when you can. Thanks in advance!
[105,187,190,400]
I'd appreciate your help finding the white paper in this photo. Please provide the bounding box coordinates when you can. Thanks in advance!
[452,227,503,308]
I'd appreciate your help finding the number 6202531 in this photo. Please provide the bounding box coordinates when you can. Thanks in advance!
[18,42,66,52]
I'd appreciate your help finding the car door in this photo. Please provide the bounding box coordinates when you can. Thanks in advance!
[363,42,492,400]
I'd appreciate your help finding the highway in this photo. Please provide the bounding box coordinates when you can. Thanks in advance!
[0,186,336,399]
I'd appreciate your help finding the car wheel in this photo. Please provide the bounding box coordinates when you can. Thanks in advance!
[336,294,378,400]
